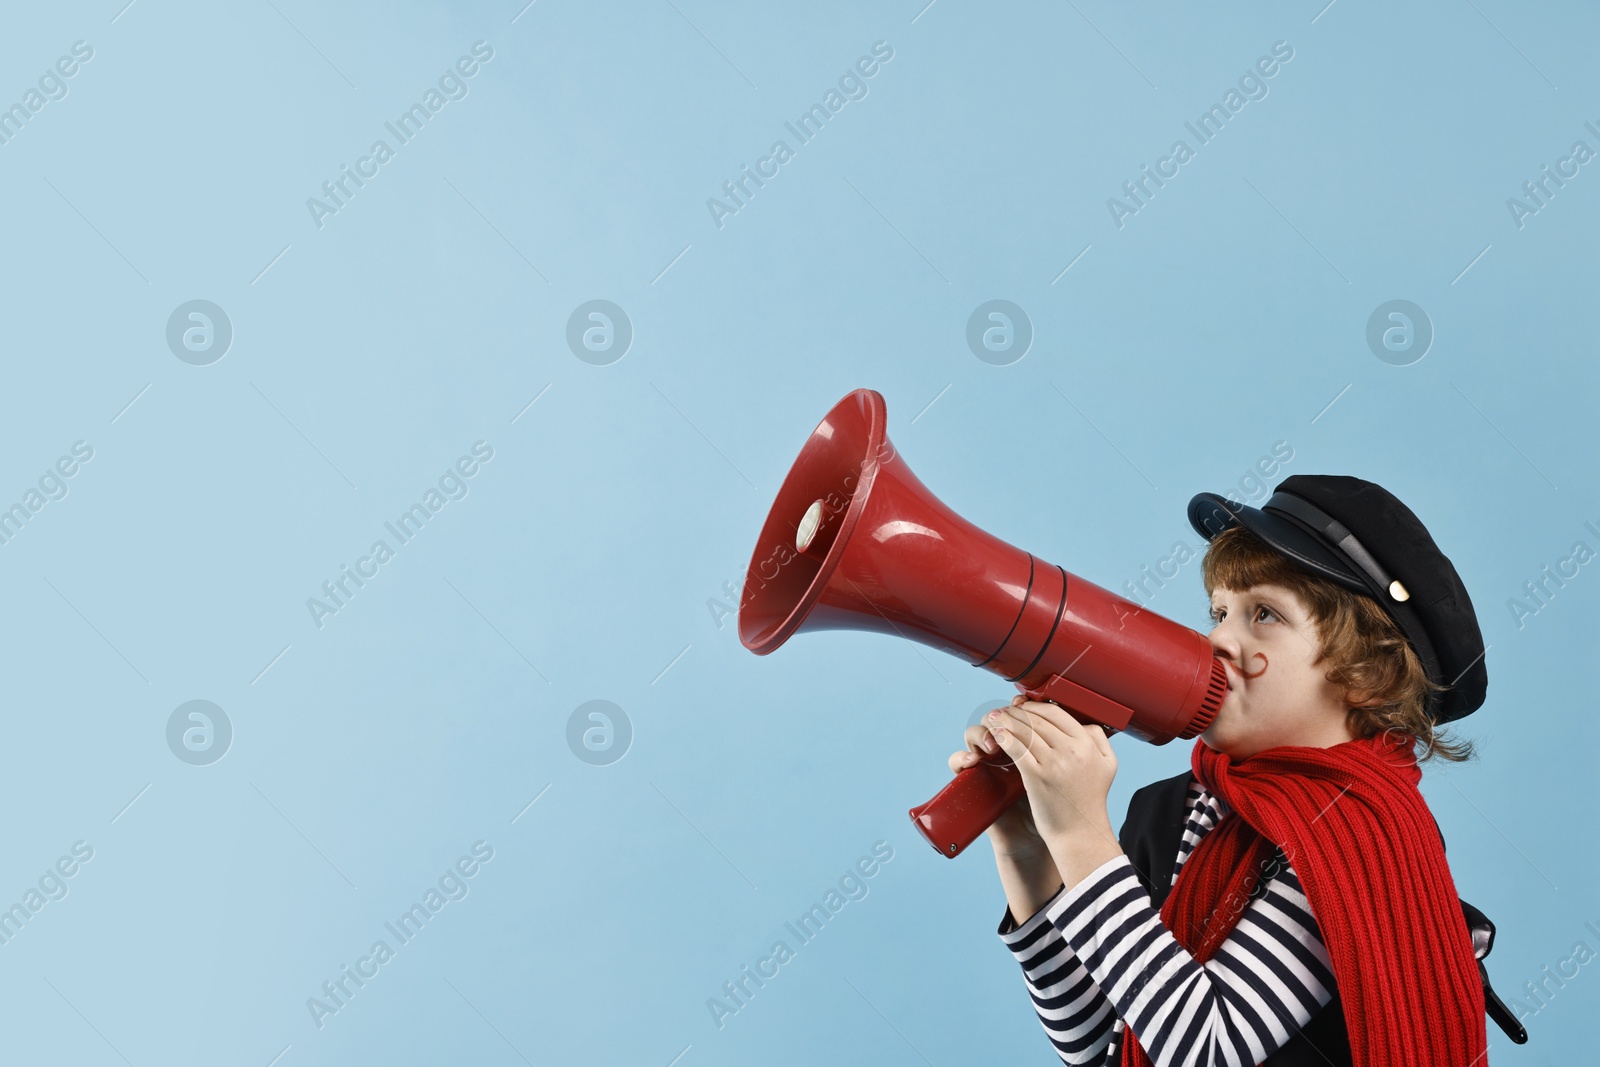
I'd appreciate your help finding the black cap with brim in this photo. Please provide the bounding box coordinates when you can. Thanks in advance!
[1186,475,1487,724]
[1189,493,1371,594]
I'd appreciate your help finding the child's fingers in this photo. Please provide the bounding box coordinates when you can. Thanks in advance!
[947,749,982,773]
[988,720,1039,774]
[952,715,1016,774]
[963,723,1000,755]
[1085,720,1116,758]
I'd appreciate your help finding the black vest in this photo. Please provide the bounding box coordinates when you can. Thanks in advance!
[1119,771,1354,1067]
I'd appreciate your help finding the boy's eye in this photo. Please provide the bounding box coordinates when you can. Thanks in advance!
[1254,605,1277,623]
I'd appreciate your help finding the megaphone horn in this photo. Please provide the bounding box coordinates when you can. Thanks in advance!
[739,389,1226,858]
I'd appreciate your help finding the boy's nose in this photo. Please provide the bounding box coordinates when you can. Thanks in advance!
[1206,623,1241,662]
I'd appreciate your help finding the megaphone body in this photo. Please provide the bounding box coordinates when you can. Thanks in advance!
[739,389,1227,857]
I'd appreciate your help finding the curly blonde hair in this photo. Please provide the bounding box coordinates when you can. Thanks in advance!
[1200,524,1472,762]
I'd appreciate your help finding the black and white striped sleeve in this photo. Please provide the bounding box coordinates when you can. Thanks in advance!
[1043,853,1336,1067]
[998,888,1118,1065]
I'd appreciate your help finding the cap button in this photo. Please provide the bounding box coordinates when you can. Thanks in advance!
[1389,580,1410,602]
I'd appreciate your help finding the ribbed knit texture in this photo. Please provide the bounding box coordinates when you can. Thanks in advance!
[1120,733,1487,1067]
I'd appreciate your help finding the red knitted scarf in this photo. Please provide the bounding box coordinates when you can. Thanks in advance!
[1120,733,1487,1067]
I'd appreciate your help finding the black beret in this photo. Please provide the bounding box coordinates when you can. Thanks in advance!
[1186,474,1487,723]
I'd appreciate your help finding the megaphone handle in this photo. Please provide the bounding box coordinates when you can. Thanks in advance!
[908,753,1029,858]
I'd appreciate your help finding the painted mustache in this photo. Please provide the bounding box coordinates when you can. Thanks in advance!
[1224,653,1270,682]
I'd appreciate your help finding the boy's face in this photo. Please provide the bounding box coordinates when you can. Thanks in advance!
[1202,582,1354,759]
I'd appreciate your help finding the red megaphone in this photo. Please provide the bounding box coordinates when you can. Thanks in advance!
[738,389,1226,858]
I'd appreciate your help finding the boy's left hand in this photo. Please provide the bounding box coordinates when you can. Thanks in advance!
[987,696,1122,876]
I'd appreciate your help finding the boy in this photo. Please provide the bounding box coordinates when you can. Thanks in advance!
[951,476,1491,1065]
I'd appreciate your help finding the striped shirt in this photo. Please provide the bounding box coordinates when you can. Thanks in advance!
[997,780,1337,1066]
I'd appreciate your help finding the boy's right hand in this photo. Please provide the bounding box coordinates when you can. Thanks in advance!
[949,700,1050,860]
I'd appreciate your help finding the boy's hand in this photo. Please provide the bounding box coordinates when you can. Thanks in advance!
[987,697,1123,885]
[952,704,1065,920]
[949,716,1047,860]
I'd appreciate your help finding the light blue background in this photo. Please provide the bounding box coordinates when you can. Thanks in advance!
[0,1,1594,1064]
